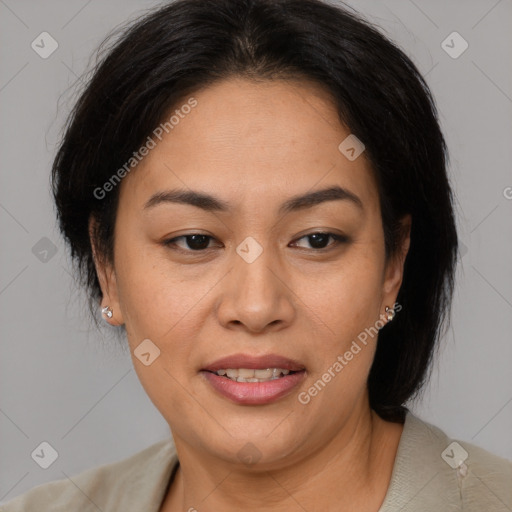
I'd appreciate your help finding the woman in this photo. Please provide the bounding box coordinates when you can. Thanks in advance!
[3,0,511,510]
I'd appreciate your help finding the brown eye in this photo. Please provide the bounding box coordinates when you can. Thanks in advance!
[291,232,348,250]
[164,234,215,251]
[306,233,330,249]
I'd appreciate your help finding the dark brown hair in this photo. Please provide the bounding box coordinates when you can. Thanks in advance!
[52,0,458,422]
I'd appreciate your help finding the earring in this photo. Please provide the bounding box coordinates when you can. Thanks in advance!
[385,306,395,322]
[101,306,113,319]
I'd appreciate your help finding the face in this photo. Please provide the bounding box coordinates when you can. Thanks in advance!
[93,77,410,468]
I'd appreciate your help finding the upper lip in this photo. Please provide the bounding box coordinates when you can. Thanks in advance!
[202,353,305,372]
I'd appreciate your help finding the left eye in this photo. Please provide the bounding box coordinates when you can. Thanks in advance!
[291,232,346,250]
[164,234,217,251]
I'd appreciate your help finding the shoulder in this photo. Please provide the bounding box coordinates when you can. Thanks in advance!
[1,437,178,512]
[379,410,512,512]
[451,435,512,510]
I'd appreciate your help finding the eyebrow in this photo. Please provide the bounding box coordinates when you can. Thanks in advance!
[143,185,363,214]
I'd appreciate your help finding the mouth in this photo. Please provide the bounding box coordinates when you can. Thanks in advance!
[200,354,306,405]
[207,367,299,383]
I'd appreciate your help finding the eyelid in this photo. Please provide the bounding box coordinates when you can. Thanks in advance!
[290,232,349,250]
[163,233,220,251]
[162,231,348,253]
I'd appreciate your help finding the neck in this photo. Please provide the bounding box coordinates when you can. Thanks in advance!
[161,403,404,512]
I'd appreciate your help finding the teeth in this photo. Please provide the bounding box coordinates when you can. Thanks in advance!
[255,369,273,379]
[226,369,239,379]
[214,368,292,382]
[238,368,255,378]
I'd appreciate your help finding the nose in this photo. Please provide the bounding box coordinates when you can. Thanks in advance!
[215,246,296,334]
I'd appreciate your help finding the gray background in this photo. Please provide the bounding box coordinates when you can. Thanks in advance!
[1,0,511,504]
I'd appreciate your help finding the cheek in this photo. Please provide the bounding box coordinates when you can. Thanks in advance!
[293,262,384,418]
[113,238,205,344]
[291,249,386,413]
[114,247,211,418]
[300,252,384,343]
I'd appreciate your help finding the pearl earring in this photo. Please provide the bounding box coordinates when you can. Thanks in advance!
[101,306,113,319]
[385,306,395,322]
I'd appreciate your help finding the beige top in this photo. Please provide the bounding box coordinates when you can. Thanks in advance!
[2,410,511,511]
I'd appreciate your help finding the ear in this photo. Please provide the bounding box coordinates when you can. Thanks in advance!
[88,216,124,326]
[381,214,411,308]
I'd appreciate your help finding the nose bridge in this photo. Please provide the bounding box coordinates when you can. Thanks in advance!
[217,236,295,332]
[236,244,275,299]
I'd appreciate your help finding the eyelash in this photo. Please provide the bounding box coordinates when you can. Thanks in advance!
[162,232,348,253]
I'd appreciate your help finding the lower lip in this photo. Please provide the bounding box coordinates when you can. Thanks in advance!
[201,371,306,405]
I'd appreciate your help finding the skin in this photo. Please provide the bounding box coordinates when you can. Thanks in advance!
[91,77,411,512]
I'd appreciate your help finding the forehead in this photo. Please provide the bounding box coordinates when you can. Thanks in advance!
[119,77,380,214]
